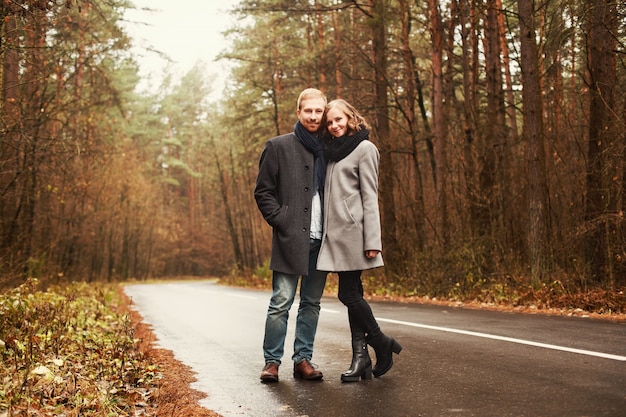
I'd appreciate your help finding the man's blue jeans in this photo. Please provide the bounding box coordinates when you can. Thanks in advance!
[263,239,327,365]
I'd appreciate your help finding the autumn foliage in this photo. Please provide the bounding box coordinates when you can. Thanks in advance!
[1,1,625,312]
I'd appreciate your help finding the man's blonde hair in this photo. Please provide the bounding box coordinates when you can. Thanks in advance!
[297,88,327,111]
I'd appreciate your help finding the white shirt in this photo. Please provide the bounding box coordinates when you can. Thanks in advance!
[310,190,323,240]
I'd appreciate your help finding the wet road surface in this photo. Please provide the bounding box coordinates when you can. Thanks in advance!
[124,280,626,417]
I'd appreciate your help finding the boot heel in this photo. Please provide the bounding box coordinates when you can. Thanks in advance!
[392,340,402,354]
[342,334,372,382]
[361,365,372,380]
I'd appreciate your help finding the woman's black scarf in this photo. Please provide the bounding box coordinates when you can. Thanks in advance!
[294,121,327,192]
[326,128,370,162]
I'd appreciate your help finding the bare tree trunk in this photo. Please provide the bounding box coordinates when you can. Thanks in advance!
[331,8,343,96]
[462,0,482,240]
[584,0,618,285]
[215,144,243,272]
[1,11,21,269]
[428,0,449,248]
[316,1,326,89]
[480,0,505,257]
[415,70,436,188]
[187,134,198,234]
[271,38,283,136]
[21,6,49,274]
[493,0,519,256]
[457,0,478,241]
[497,0,519,143]
[397,0,426,251]
[519,0,550,284]
[370,0,399,273]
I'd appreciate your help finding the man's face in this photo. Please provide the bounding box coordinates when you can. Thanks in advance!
[297,97,326,133]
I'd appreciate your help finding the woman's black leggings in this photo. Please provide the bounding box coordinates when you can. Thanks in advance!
[337,270,381,338]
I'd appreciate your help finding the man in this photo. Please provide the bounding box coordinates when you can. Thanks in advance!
[254,88,329,382]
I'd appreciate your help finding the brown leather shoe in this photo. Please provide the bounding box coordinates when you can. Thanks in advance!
[293,359,323,380]
[260,362,279,383]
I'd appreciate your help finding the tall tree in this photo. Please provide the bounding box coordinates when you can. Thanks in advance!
[518,0,550,284]
[369,0,399,273]
[497,0,519,144]
[397,0,426,251]
[458,0,480,241]
[428,0,449,247]
[480,0,506,255]
[0,6,22,275]
[584,0,619,285]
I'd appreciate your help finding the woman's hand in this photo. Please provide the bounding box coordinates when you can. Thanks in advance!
[365,250,380,259]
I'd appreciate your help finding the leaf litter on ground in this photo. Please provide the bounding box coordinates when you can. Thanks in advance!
[0,278,218,417]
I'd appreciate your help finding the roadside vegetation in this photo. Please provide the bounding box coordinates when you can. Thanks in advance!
[0,279,158,416]
[223,265,626,317]
[0,279,220,417]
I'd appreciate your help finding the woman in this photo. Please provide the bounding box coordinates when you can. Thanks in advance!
[317,99,402,382]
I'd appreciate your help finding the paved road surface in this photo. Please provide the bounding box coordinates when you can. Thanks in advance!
[124,281,626,417]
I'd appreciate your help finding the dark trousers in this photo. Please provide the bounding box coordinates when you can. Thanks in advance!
[337,270,381,338]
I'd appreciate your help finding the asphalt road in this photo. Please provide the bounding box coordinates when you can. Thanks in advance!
[124,281,626,417]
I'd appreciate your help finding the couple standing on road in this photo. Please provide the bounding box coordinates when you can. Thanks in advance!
[254,88,402,383]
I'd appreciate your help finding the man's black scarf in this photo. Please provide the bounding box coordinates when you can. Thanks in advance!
[294,121,326,192]
[326,128,370,162]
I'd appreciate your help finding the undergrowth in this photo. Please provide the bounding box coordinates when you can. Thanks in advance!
[221,259,626,316]
[0,279,158,416]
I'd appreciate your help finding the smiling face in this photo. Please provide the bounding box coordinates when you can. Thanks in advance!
[297,97,327,133]
[326,107,349,138]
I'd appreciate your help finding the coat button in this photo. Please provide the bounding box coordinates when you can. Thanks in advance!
[304,187,309,192]
[304,207,309,212]
[302,228,307,232]
[305,165,310,170]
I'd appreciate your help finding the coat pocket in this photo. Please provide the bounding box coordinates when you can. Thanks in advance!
[272,205,290,233]
[342,193,364,230]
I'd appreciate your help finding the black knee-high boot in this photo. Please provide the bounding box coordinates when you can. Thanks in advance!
[366,333,402,377]
[341,332,372,382]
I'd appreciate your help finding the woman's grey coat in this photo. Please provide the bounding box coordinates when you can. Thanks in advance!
[317,140,384,272]
[254,133,317,276]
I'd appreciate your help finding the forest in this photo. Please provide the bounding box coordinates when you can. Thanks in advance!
[1,0,625,312]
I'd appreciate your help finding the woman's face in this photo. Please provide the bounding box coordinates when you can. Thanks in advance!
[326,107,349,138]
